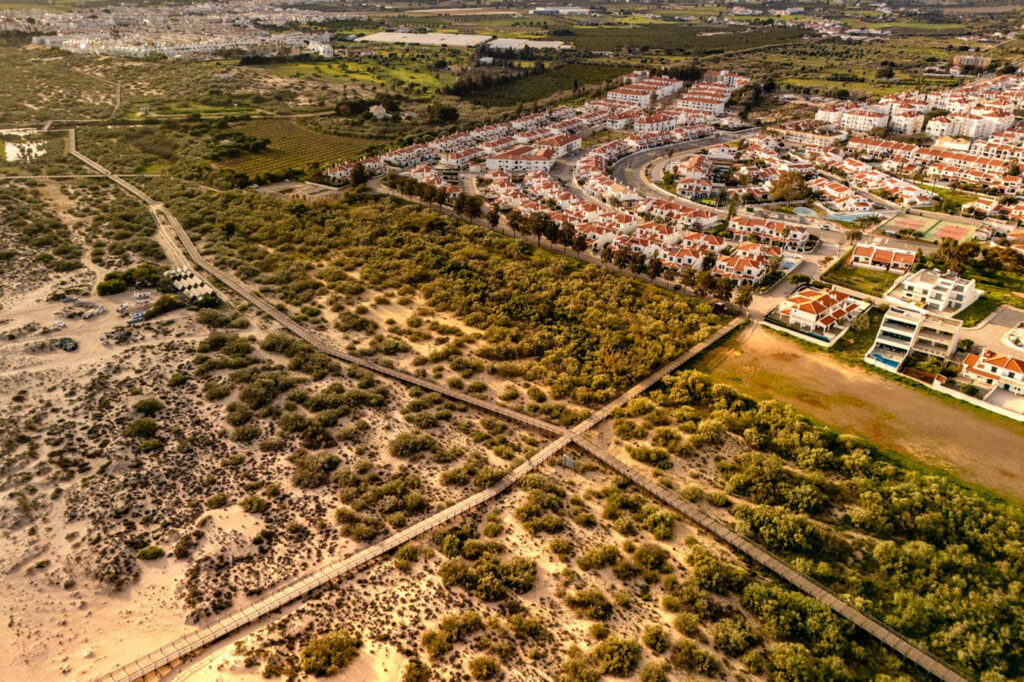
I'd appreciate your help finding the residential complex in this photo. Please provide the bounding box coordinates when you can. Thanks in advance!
[771,286,865,338]
[848,244,917,273]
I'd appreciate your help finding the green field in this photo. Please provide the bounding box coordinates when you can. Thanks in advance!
[564,23,807,54]
[262,56,458,93]
[465,63,630,107]
[221,119,380,176]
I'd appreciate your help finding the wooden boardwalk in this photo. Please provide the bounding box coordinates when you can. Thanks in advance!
[75,136,970,682]
[571,435,973,682]
[91,320,744,682]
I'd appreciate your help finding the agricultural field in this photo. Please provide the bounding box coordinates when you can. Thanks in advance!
[464,63,631,108]
[260,47,463,95]
[701,36,988,97]
[219,119,381,176]
[563,23,808,55]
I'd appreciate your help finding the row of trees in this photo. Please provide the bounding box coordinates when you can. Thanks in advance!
[385,176,757,308]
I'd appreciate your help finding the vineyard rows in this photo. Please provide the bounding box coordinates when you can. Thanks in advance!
[222,119,379,174]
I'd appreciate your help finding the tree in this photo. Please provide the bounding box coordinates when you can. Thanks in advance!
[612,248,631,270]
[694,271,717,297]
[629,252,647,275]
[558,222,576,251]
[733,284,754,308]
[507,209,524,235]
[572,232,589,253]
[600,245,613,264]
[487,207,500,228]
[349,163,370,187]
[646,257,665,281]
[770,171,811,202]
[427,102,459,123]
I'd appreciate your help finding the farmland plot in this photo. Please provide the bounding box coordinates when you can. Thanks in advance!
[221,119,380,175]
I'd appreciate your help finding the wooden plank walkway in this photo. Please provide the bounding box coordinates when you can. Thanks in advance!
[92,321,744,682]
[76,135,970,682]
[570,435,973,682]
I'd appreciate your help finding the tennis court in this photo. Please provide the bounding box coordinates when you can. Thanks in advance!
[880,214,977,243]
[880,213,936,234]
[922,219,977,243]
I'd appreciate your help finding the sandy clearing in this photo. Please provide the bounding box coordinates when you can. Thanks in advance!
[691,325,1024,501]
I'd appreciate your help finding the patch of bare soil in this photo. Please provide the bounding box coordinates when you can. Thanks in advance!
[694,325,1024,500]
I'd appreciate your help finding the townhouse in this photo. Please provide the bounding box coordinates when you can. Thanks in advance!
[727,215,810,251]
[712,254,770,285]
[774,286,862,335]
[849,243,916,273]
[485,145,556,173]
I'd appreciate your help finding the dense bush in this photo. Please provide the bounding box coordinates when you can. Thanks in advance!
[290,450,340,489]
[590,637,642,677]
[565,588,613,620]
[300,630,362,677]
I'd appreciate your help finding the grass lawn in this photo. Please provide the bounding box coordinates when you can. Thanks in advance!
[828,307,884,364]
[953,267,1024,325]
[822,261,898,297]
[955,292,1024,326]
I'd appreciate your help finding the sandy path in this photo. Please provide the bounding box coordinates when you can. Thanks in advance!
[691,325,1024,501]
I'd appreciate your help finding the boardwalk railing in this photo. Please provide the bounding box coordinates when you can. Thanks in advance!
[571,435,973,682]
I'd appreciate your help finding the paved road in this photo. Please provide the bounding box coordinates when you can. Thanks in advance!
[611,128,759,206]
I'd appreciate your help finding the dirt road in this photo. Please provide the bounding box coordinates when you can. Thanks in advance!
[691,325,1024,501]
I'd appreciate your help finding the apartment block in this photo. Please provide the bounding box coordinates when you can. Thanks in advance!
[866,306,962,369]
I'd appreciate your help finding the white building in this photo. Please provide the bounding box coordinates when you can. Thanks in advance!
[884,268,981,315]
[866,306,962,369]
[485,146,556,173]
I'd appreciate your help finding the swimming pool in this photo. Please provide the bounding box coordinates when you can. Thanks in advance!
[826,212,880,223]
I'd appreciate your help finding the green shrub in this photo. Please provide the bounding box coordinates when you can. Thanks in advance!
[124,418,159,439]
[591,637,642,676]
[291,450,341,488]
[468,655,500,680]
[205,492,228,509]
[389,431,438,459]
[240,495,269,514]
[566,588,613,620]
[133,398,165,416]
[136,545,165,560]
[300,630,362,677]
[642,625,672,654]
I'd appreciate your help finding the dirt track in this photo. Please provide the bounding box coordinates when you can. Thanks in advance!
[692,325,1024,502]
